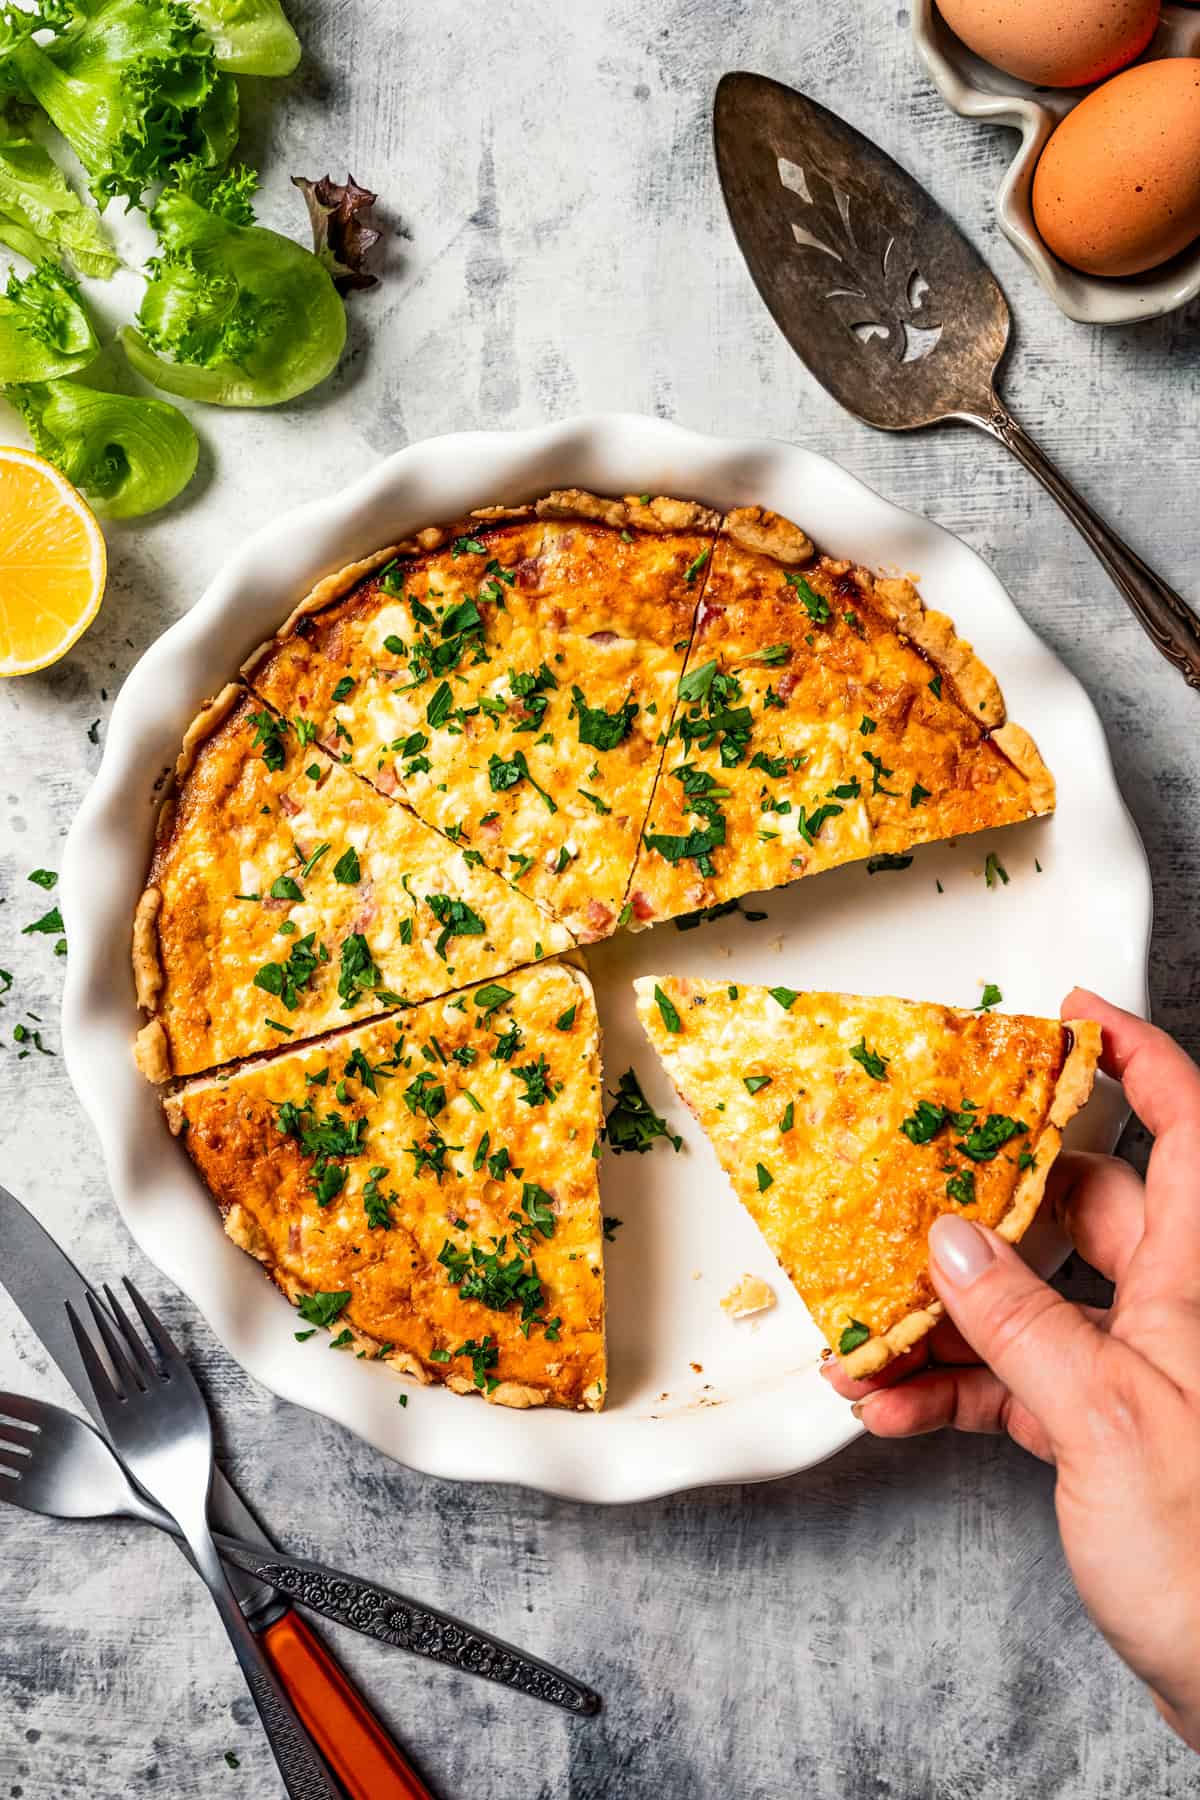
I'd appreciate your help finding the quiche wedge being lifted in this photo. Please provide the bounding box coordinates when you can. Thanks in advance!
[133,685,572,1081]
[169,961,606,1410]
[635,977,1099,1378]
[626,509,1054,927]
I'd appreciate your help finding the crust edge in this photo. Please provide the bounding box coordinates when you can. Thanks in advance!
[838,1017,1102,1379]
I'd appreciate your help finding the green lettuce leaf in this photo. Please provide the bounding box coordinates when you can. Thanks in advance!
[0,260,98,382]
[9,0,238,208]
[122,164,346,407]
[8,374,199,516]
[0,121,117,276]
[187,0,299,75]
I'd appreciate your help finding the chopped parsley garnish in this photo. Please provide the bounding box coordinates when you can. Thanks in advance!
[956,1113,1027,1162]
[604,1067,682,1154]
[603,1216,623,1241]
[929,674,943,699]
[570,686,638,750]
[849,1037,889,1081]
[768,986,798,1010]
[488,749,557,813]
[675,663,752,767]
[403,1070,446,1119]
[424,894,486,961]
[555,1004,577,1031]
[743,1074,772,1095]
[254,932,321,1012]
[247,710,289,771]
[749,750,788,779]
[333,847,361,885]
[862,750,898,796]
[984,852,1009,889]
[798,801,843,846]
[492,1020,524,1062]
[683,547,710,584]
[755,1162,774,1192]
[779,1101,795,1133]
[473,982,514,1019]
[839,1319,870,1354]
[859,716,877,735]
[426,681,454,727]
[332,675,355,703]
[296,1290,351,1329]
[653,984,682,1033]
[946,1168,977,1206]
[451,534,487,557]
[509,661,558,732]
[784,571,830,623]
[294,716,318,747]
[363,1166,396,1229]
[1018,1151,1036,1172]
[300,842,331,879]
[866,853,913,874]
[975,983,1003,1011]
[269,875,303,902]
[737,642,790,667]
[337,932,394,1009]
[407,1127,462,1182]
[910,783,931,809]
[577,787,611,814]
[828,777,861,800]
[513,1055,556,1107]
[900,1100,949,1145]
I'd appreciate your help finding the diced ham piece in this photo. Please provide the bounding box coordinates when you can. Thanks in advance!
[513,556,543,589]
[277,790,301,817]
[478,815,502,839]
[588,630,619,647]
[581,900,614,941]
[698,603,725,634]
[776,672,798,702]
[629,890,654,922]
[374,764,400,795]
[287,1222,302,1255]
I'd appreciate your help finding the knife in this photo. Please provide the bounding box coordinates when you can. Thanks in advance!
[0,1181,433,1800]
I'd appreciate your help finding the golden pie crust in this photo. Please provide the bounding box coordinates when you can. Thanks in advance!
[635,978,1099,1377]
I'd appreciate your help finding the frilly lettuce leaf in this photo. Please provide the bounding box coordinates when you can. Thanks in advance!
[8,0,238,208]
[122,164,346,407]
[187,0,299,75]
[0,104,117,277]
[8,373,199,516]
[0,259,98,381]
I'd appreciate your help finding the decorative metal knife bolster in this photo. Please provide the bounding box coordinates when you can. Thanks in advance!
[215,1537,601,1716]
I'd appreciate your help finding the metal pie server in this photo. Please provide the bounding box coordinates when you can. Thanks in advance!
[713,71,1200,690]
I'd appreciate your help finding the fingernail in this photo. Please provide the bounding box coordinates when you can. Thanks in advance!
[818,1357,836,1381]
[850,1392,883,1422]
[930,1214,996,1287]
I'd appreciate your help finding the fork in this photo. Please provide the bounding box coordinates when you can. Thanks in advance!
[0,1388,601,1714]
[68,1281,341,1800]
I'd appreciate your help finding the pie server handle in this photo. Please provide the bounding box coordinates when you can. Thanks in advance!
[978,400,1200,692]
[218,1532,602,1717]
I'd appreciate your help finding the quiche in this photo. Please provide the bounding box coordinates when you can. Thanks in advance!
[168,960,606,1410]
[625,508,1054,927]
[133,684,572,1081]
[635,977,1099,1377]
[243,491,720,943]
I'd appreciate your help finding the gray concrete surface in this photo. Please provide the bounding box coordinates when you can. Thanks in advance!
[2,2,1197,1795]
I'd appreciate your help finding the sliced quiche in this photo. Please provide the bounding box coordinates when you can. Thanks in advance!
[243,491,720,943]
[133,685,572,1081]
[625,508,1054,926]
[635,977,1099,1377]
[169,960,606,1410]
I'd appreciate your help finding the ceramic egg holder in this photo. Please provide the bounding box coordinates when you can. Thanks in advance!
[911,0,1200,324]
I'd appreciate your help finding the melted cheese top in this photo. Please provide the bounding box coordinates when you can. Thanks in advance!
[636,977,1071,1355]
[176,961,606,1410]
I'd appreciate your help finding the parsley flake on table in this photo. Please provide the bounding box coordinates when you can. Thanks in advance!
[22,906,63,936]
[604,1067,682,1154]
[984,852,1010,888]
[866,853,913,875]
[849,1037,889,1081]
[28,868,57,889]
[975,983,1003,1011]
[603,1215,623,1241]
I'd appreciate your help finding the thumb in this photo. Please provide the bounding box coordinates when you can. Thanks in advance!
[928,1214,1106,1451]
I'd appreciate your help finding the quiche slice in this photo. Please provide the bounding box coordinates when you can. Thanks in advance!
[625,507,1054,927]
[168,960,606,1410]
[243,491,720,943]
[132,685,572,1081]
[635,977,1099,1377]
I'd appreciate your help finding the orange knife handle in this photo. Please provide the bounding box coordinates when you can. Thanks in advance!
[262,1608,435,1800]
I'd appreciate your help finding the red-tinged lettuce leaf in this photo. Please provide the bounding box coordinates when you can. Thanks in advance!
[291,173,382,294]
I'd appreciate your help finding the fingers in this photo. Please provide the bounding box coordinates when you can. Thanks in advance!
[927,1213,1109,1451]
[853,1368,1055,1462]
[1047,1149,1145,1283]
[1062,988,1200,1140]
[1064,990,1200,1284]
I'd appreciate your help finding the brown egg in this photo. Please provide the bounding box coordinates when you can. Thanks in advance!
[937,0,1159,88]
[1033,58,1200,276]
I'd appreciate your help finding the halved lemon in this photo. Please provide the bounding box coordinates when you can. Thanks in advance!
[0,446,106,676]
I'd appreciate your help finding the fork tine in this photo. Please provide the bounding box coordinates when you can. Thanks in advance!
[0,1417,39,1452]
[123,1280,184,1371]
[66,1300,122,1406]
[85,1291,148,1395]
[0,1392,49,1428]
[103,1283,158,1383]
[0,1448,24,1481]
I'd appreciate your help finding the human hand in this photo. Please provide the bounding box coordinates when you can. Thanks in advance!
[823,988,1200,1751]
